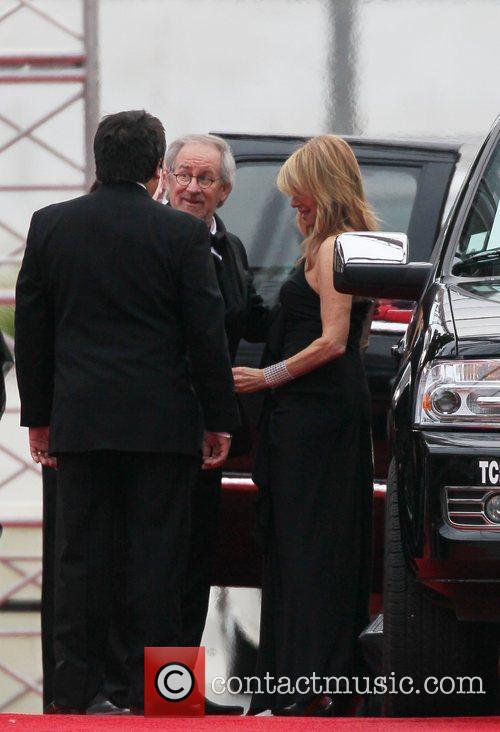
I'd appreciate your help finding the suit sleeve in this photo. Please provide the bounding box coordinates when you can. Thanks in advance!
[0,331,13,419]
[180,220,240,433]
[235,238,271,343]
[15,212,55,427]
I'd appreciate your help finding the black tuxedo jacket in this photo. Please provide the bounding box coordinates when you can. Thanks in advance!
[212,213,270,362]
[15,182,239,455]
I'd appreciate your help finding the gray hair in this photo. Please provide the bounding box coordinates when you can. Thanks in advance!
[164,133,236,187]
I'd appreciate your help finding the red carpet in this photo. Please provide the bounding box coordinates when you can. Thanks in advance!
[1,715,499,731]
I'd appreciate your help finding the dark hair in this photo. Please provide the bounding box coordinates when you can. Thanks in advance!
[93,110,166,184]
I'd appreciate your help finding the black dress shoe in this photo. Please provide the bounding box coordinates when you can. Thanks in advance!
[275,694,336,717]
[44,701,85,715]
[205,697,244,715]
[86,692,130,715]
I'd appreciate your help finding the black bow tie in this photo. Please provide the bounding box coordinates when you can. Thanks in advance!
[211,230,227,257]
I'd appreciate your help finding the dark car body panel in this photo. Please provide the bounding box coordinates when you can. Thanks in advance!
[448,282,500,347]
[381,119,500,620]
[414,431,500,622]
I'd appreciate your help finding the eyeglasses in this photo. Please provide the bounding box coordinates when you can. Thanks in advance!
[170,171,222,189]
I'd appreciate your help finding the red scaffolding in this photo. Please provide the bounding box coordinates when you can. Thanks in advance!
[0,0,99,712]
[0,0,99,286]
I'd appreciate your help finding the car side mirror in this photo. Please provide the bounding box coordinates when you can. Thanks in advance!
[333,232,433,300]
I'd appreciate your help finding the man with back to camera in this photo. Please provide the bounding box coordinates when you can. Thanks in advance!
[14,111,239,714]
[158,134,270,714]
[80,134,270,716]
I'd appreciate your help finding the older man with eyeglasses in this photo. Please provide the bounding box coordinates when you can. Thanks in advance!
[156,134,270,714]
[159,135,269,362]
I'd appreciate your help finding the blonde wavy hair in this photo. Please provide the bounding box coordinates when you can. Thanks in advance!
[277,135,377,269]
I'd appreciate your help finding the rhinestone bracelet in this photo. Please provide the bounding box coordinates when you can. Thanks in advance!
[263,361,293,388]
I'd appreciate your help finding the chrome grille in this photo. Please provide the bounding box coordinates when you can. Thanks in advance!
[443,486,500,530]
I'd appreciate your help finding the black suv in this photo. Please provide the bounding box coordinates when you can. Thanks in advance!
[334,117,500,715]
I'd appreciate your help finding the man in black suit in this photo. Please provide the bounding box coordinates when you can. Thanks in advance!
[162,134,269,687]
[15,111,239,714]
[82,135,270,716]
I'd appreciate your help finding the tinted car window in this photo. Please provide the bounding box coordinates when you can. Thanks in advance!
[452,140,500,274]
[220,161,300,304]
[363,166,418,231]
[222,160,420,305]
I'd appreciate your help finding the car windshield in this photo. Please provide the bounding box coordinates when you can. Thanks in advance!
[452,138,500,276]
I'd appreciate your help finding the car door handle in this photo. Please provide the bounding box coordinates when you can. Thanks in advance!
[391,338,405,363]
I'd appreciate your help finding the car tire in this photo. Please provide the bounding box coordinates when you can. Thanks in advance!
[383,459,498,716]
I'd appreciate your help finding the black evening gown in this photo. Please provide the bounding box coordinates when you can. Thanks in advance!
[251,261,373,712]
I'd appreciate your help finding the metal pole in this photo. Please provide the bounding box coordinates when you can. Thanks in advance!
[326,0,360,135]
[83,0,100,188]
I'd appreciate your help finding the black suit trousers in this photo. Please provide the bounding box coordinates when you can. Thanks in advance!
[42,468,131,709]
[51,450,198,709]
[42,463,225,707]
[41,467,56,708]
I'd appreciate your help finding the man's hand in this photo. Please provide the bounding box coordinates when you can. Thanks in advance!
[202,431,231,470]
[232,366,267,393]
[29,426,57,469]
[153,168,169,202]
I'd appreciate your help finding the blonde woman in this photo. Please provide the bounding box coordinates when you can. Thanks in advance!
[233,135,377,716]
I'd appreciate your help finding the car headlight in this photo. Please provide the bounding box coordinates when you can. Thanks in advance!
[415,359,500,426]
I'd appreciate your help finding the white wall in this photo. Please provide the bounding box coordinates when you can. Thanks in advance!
[358,0,500,139]
[99,0,328,139]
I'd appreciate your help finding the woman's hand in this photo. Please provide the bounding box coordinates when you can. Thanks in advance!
[232,366,267,393]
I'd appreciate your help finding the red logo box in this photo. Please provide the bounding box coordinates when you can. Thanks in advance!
[145,647,205,717]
